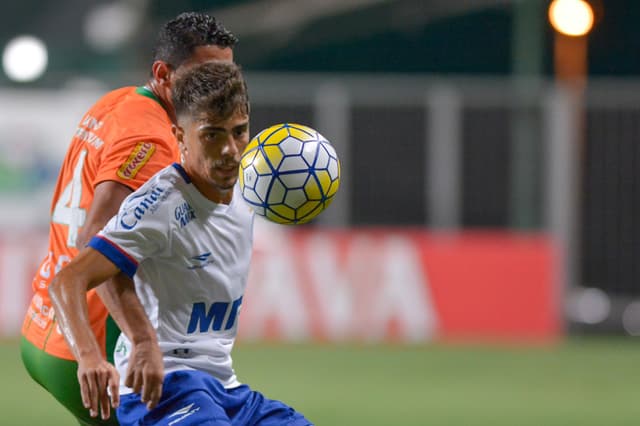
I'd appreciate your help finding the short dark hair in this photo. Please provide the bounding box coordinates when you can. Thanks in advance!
[172,61,249,122]
[152,12,238,68]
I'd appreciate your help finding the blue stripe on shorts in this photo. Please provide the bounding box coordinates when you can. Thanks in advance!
[117,370,312,426]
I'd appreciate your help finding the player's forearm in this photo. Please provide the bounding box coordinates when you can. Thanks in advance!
[49,247,122,361]
[96,275,158,346]
[49,267,103,360]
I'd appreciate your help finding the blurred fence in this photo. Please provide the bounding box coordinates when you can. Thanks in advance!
[1,73,639,337]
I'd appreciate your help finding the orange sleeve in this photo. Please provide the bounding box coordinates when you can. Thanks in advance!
[94,136,178,191]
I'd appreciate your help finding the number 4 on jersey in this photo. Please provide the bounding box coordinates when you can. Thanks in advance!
[52,150,88,248]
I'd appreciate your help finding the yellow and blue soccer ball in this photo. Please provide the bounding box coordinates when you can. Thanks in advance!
[238,123,340,224]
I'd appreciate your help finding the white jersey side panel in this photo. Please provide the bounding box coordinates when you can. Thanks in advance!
[89,164,254,393]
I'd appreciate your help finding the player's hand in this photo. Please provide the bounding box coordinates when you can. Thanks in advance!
[77,355,120,420]
[124,339,164,410]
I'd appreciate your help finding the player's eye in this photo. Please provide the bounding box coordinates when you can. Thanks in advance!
[202,131,222,142]
[233,126,248,138]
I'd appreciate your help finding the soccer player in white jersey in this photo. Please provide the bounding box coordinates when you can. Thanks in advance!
[48,61,313,425]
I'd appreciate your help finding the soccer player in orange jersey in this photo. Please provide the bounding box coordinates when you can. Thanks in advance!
[20,12,237,425]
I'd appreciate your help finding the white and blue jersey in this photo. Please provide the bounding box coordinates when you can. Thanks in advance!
[88,163,254,394]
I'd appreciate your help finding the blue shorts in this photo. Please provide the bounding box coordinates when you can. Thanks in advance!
[117,370,312,426]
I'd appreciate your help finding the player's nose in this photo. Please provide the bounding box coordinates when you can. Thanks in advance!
[221,136,240,157]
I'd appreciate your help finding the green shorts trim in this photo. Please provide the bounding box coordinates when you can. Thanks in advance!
[21,332,121,425]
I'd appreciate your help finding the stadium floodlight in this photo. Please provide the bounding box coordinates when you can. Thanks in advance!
[2,35,48,82]
[548,0,594,37]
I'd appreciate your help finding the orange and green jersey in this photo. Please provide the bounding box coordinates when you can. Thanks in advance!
[22,86,178,360]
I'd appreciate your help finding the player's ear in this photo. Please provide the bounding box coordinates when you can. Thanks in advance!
[172,124,183,142]
[173,124,188,159]
[151,61,172,85]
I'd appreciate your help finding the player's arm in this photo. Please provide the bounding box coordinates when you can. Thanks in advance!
[76,181,133,248]
[48,247,121,420]
[76,180,148,342]
[76,181,137,340]
[105,272,164,410]
[77,180,164,410]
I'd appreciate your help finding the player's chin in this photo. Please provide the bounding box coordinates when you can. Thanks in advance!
[213,176,238,191]
[211,168,238,182]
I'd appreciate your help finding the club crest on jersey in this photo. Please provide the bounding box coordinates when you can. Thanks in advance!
[117,142,156,180]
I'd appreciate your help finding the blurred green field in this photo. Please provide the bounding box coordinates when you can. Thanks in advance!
[1,338,639,425]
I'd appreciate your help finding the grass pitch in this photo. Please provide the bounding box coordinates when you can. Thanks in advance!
[1,338,639,425]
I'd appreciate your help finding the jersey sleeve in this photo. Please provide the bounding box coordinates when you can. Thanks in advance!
[94,135,177,191]
[87,187,172,278]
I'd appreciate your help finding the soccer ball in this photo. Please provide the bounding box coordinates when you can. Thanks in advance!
[238,123,341,224]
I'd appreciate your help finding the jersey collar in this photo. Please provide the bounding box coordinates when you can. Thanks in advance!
[172,163,192,183]
[135,86,169,113]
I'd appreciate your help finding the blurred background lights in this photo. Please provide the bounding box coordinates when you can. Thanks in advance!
[548,0,594,36]
[567,287,611,324]
[621,302,640,336]
[2,35,48,82]
[84,2,141,52]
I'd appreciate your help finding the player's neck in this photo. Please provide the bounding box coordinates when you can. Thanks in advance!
[179,165,233,205]
[145,80,176,123]
[193,179,233,205]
